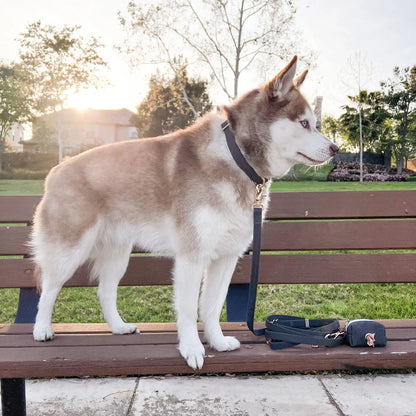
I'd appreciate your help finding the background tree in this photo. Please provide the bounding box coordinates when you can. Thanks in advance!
[381,65,416,173]
[119,0,314,105]
[339,90,392,156]
[16,21,107,161]
[321,115,345,148]
[132,67,212,137]
[340,52,374,181]
[0,64,32,170]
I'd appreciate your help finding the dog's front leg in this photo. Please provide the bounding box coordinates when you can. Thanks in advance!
[173,256,206,370]
[200,255,241,352]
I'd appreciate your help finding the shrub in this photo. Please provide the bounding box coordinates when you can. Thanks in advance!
[2,153,58,172]
[0,169,48,180]
[0,170,13,179]
[328,162,416,182]
[11,169,49,180]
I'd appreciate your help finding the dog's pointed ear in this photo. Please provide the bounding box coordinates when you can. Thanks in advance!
[223,105,237,130]
[294,69,308,88]
[267,55,298,99]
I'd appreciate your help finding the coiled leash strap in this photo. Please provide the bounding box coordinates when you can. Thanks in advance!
[245,197,345,349]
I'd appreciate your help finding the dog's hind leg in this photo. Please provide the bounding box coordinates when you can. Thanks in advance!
[200,255,241,352]
[173,256,206,370]
[33,247,87,341]
[93,244,138,335]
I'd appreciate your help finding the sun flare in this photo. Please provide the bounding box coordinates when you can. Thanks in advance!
[66,89,128,111]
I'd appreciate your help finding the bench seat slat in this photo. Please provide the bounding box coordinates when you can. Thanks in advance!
[2,326,415,349]
[1,320,415,334]
[1,339,415,378]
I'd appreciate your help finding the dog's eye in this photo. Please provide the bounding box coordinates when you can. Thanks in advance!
[300,120,309,129]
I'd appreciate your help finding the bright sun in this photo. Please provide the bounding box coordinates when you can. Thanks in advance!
[66,89,126,110]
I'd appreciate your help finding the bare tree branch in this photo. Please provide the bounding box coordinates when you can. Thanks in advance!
[118,0,315,101]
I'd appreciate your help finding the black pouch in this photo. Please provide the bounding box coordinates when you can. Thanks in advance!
[345,319,387,347]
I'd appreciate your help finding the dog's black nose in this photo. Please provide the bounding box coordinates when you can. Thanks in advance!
[329,144,339,157]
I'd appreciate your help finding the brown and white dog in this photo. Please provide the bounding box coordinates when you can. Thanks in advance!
[32,56,338,369]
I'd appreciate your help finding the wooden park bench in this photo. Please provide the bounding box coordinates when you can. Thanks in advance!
[1,190,416,415]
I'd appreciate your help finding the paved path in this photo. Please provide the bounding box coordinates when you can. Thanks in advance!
[19,373,416,415]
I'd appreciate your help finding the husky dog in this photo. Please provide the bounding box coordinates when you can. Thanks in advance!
[32,56,338,369]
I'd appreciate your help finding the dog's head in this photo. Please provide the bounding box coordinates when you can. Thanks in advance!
[223,56,338,179]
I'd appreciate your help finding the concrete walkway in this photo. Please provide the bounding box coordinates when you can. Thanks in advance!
[20,373,416,416]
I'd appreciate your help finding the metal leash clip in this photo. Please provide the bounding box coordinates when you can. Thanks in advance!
[325,331,345,340]
[253,181,266,208]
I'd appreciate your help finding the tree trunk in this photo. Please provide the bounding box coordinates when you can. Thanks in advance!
[358,106,363,183]
[397,158,404,175]
[0,138,4,171]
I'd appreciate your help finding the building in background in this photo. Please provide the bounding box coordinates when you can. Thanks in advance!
[5,123,24,152]
[27,108,138,155]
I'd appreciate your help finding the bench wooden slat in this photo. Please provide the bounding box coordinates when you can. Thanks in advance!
[2,326,415,349]
[3,219,416,255]
[1,339,415,378]
[1,320,414,334]
[267,190,416,219]
[2,252,416,288]
[262,220,416,251]
[2,191,416,225]
[0,227,31,255]
[0,195,40,223]
[246,253,416,284]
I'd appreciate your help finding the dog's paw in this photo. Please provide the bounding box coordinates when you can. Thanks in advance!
[111,323,139,335]
[179,341,205,370]
[210,335,240,352]
[33,324,54,342]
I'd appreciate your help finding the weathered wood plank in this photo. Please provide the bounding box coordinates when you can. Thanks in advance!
[1,340,415,378]
[3,219,416,256]
[233,253,416,284]
[261,220,416,251]
[0,195,40,223]
[2,252,416,288]
[2,327,414,349]
[267,191,416,220]
[2,191,416,224]
[0,227,31,255]
[1,320,415,335]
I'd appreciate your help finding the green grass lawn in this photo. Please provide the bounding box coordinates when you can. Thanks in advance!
[1,179,415,324]
[0,179,44,195]
[0,178,415,195]
[271,180,416,192]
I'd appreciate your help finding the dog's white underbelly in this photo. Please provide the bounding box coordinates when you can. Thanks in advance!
[121,205,253,261]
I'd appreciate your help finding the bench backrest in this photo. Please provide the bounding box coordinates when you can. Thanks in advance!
[1,190,416,290]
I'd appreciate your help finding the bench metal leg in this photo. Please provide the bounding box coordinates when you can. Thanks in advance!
[14,288,39,324]
[226,283,250,322]
[1,378,26,416]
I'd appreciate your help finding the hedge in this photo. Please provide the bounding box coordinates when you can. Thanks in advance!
[1,152,58,172]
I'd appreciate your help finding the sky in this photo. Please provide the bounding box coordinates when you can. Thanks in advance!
[1,0,415,122]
